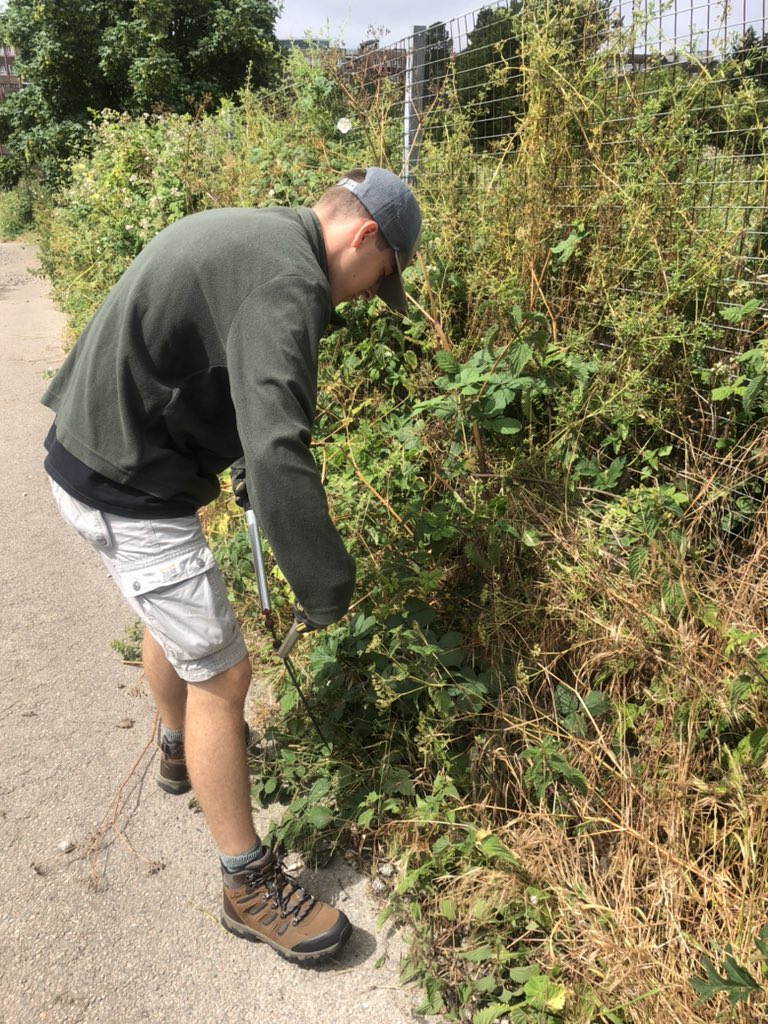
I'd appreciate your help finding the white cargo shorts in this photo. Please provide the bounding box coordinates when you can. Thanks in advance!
[49,479,248,682]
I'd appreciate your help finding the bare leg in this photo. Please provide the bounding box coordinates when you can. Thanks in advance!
[142,632,257,855]
[184,656,257,856]
[142,629,186,732]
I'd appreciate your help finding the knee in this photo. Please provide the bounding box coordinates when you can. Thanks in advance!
[188,656,252,710]
[228,657,252,699]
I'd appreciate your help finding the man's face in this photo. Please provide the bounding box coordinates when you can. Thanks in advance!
[331,223,398,306]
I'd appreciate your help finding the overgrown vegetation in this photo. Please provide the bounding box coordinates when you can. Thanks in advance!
[21,0,768,1019]
[0,0,281,187]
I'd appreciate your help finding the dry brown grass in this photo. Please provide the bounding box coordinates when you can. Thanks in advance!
[447,434,768,1020]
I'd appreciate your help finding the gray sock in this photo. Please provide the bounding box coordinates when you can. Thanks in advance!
[161,726,184,744]
[220,843,265,873]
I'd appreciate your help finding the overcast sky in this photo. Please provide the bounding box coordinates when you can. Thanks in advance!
[276,0,768,51]
[275,0,465,48]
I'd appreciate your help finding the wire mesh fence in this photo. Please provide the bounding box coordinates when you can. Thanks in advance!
[336,0,767,306]
[327,0,768,542]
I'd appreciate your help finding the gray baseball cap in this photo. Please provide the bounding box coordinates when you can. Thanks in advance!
[337,167,422,313]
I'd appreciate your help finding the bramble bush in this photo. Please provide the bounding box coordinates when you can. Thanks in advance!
[35,2,768,1020]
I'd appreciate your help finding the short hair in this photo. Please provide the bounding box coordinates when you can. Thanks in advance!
[314,169,390,251]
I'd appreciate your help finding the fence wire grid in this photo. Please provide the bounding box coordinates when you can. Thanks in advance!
[334,0,767,318]
[320,0,768,536]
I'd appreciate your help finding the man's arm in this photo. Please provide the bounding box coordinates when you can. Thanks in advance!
[226,277,355,626]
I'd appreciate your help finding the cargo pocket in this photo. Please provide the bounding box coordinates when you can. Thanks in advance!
[124,548,237,665]
[49,479,112,549]
[113,545,217,599]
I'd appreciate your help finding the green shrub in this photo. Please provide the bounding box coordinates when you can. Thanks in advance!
[0,180,35,239]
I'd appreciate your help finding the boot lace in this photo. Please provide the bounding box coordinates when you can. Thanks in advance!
[246,856,317,925]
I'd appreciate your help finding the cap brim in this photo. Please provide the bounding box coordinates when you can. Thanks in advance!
[377,251,409,314]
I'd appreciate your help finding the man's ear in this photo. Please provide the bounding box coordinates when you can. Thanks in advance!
[350,219,379,250]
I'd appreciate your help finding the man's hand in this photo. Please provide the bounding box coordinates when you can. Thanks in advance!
[293,602,322,635]
[230,462,249,509]
[277,602,324,658]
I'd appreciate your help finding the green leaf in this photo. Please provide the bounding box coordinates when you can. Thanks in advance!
[690,954,761,1005]
[305,805,334,828]
[477,831,518,865]
[521,527,543,547]
[603,456,625,488]
[472,1003,514,1024]
[584,690,611,719]
[308,777,330,801]
[399,958,421,985]
[457,944,495,962]
[742,372,766,415]
[376,903,394,929]
[279,685,299,713]
[712,380,745,401]
[439,898,457,921]
[415,977,444,1015]
[523,974,567,1011]
[507,965,537,983]
[434,349,460,374]
[485,416,522,435]
[661,576,686,618]
[555,685,579,717]
[563,763,588,795]
[628,544,649,580]
[720,298,761,323]
[736,727,768,766]
[431,834,453,858]
[722,954,760,991]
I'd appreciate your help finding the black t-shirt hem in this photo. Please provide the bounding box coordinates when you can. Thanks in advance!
[44,422,197,520]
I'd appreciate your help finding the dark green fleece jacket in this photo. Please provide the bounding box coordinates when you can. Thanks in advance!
[42,206,355,626]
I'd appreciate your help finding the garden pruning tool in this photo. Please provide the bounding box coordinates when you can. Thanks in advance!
[243,503,328,744]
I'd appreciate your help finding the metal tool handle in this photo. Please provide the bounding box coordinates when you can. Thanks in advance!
[245,507,271,614]
[277,622,302,660]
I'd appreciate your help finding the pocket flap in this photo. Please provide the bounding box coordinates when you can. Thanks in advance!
[116,546,217,597]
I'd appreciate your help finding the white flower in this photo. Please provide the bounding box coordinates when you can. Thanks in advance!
[336,117,352,135]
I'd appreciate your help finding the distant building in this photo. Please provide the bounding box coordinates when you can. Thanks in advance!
[0,44,20,101]
[277,37,333,54]
[340,38,407,86]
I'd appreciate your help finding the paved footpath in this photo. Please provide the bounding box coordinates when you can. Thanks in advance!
[0,241,422,1024]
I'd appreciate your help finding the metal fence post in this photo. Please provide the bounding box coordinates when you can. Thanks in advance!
[404,25,427,183]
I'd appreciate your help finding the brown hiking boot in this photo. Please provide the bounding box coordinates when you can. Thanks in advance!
[158,735,191,794]
[157,722,251,795]
[221,847,352,962]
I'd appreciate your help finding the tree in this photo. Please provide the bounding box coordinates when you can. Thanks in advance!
[728,26,768,85]
[454,4,524,151]
[423,21,452,105]
[0,0,280,185]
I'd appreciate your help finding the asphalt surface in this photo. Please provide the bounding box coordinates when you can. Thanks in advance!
[0,241,422,1024]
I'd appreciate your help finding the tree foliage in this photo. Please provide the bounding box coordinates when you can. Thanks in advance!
[423,21,451,107]
[0,0,281,185]
[453,4,524,150]
[729,26,768,84]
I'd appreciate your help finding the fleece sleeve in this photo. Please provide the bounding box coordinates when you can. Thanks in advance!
[226,276,355,626]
